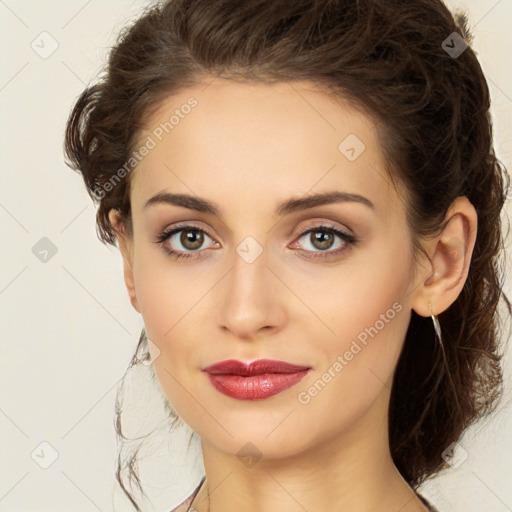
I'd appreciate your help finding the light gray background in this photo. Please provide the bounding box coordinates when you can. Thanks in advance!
[0,1,511,511]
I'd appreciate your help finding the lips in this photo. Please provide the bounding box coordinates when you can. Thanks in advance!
[202,359,311,400]
[203,359,310,375]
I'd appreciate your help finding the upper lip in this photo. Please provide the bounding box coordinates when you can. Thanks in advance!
[202,359,311,376]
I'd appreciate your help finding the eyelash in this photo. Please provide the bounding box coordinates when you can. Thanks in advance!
[153,223,358,261]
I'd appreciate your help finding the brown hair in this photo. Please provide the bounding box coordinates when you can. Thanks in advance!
[64,0,511,509]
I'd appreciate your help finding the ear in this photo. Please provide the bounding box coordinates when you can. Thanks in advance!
[108,210,141,313]
[411,196,478,317]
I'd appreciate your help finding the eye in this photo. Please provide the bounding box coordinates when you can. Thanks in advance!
[291,224,357,260]
[154,223,358,261]
[154,224,218,260]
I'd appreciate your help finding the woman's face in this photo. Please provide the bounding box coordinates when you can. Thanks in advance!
[122,79,424,459]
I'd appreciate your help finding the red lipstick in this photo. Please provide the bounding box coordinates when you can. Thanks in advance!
[202,359,311,400]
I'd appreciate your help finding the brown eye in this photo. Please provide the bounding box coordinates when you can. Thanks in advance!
[309,231,335,250]
[180,229,204,250]
[291,225,357,261]
[154,225,218,260]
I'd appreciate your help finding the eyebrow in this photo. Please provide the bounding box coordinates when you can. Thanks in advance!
[143,190,375,216]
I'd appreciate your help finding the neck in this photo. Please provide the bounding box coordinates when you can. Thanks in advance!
[191,393,427,512]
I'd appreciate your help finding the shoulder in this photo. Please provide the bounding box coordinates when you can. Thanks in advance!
[416,491,440,512]
[167,476,205,512]
[168,493,196,512]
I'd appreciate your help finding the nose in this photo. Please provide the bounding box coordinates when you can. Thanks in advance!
[217,247,286,342]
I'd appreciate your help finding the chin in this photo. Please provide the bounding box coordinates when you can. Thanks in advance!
[194,418,319,461]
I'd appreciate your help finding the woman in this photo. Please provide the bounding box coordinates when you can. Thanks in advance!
[64,0,510,511]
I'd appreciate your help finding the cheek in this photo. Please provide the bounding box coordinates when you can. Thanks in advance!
[291,240,413,403]
[131,249,213,394]
[132,260,197,416]
[294,294,410,442]
[288,233,413,342]
[132,246,206,337]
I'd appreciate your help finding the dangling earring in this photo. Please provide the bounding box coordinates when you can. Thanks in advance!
[429,303,448,365]
[428,304,443,348]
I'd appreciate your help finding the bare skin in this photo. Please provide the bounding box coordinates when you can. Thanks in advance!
[109,78,477,512]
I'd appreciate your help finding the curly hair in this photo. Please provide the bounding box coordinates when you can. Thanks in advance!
[63,0,511,509]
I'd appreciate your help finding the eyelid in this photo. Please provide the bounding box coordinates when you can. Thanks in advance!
[156,221,217,242]
[294,222,354,239]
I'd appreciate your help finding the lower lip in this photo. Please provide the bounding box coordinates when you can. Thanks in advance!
[205,371,309,400]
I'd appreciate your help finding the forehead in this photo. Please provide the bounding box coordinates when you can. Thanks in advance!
[130,79,400,219]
